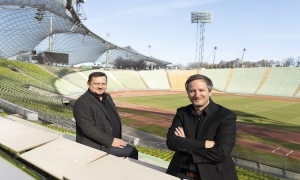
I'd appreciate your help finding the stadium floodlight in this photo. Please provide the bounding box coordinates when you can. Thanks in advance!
[191,12,212,23]
[35,9,45,23]
[191,11,212,68]
[241,48,246,68]
[76,0,87,20]
[77,0,86,3]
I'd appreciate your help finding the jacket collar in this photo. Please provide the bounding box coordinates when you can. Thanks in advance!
[195,99,220,138]
[190,101,211,117]
[86,90,110,121]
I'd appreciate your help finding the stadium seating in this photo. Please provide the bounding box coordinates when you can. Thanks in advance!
[0,60,84,95]
[226,68,267,94]
[38,64,76,78]
[110,70,147,90]
[166,70,199,90]
[61,72,88,90]
[295,84,300,98]
[0,77,72,118]
[257,67,300,97]
[200,68,231,91]
[80,70,127,90]
[138,70,170,90]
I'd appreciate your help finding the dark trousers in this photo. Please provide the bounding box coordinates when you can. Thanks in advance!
[109,144,138,160]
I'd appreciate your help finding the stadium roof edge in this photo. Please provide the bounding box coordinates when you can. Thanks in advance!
[65,1,171,65]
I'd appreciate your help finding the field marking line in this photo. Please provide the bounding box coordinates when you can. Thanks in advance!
[285,116,300,122]
[286,150,294,156]
[246,102,299,114]
[272,147,280,153]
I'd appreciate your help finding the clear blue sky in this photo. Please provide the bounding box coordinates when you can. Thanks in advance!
[80,0,300,66]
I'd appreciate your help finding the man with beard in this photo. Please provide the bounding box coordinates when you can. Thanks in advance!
[73,72,138,160]
[166,74,237,180]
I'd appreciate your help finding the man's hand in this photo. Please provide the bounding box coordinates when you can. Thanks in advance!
[205,140,215,148]
[111,138,127,148]
[174,127,186,138]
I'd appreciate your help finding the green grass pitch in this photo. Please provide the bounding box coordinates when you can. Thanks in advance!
[115,93,300,133]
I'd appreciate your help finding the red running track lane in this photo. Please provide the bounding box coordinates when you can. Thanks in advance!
[236,139,300,160]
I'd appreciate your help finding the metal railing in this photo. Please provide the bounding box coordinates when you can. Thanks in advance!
[232,154,300,180]
[231,150,300,174]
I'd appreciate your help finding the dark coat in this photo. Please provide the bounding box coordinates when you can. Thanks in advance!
[73,90,122,153]
[166,100,238,180]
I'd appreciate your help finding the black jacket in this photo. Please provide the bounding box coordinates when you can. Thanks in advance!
[73,90,122,153]
[166,100,238,180]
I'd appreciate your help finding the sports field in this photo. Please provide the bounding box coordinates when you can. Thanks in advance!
[114,92,300,132]
[113,91,300,168]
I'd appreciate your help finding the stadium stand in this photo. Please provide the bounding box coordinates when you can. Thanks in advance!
[38,65,86,94]
[37,65,76,77]
[200,68,231,91]
[256,67,300,97]
[110,70,147,90]
[0,77,72,120]
[80,70,127,90]
[226,68,267,94]
[254,68,272,94]
[0,65,56,94]
[0,80,62,107]
[295,85,300,98]
[0,60,84,95]
[224,69,235,92]
[61,72,89,90]
[166,70,199,90]
[138,70,171,90]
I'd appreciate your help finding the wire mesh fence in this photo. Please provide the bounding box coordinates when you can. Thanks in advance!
[231,149,300,180]
[231,150,300,173]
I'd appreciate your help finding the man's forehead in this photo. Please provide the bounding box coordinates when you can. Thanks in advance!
[91,76,107,82]
[189,79,207,86]
[188,80,208,89]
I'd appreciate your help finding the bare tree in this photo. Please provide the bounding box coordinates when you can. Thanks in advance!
[282,57,295,67]
[256,59,269,67]
[174,63,185,70]
[113,58,147,70]
[186,62,201,69]
[217,60,228,68]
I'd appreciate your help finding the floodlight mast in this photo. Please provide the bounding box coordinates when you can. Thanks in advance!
[106,33,110,69]
[213,46,217,68]
[191,11,212,68]
[241,48,246,67]
[49,13,53,52]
